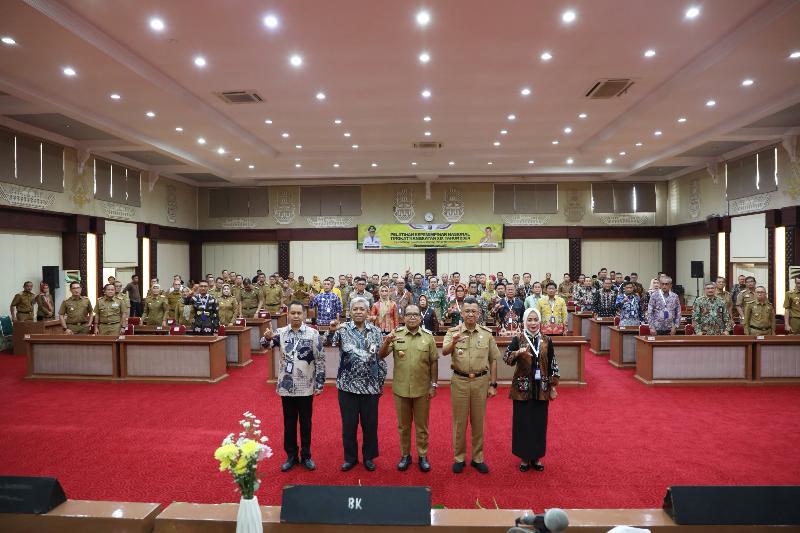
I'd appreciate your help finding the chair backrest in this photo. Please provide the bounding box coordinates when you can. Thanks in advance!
[575,305,581,312]
[124,324,135,335]
[234,318,246,326]
[217,325,226,336]
[684,324,695,335]
[639,324,650,336]
[613,316,621,326]
[170,325,186,335]
[776,323,786,335]
[127,317,141,326]
[733,324,745,335]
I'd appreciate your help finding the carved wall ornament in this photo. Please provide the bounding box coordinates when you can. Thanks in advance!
[166,185,178,223]
[306,216,354,228]
[101,201,136,220]
[563,189,585,223]
[441,187,464,222]
[728,193,771,215]
[501,214,552,226]
[221,217,256,229]
[599,214,654,226]
[688,179,701,219]
[705,162,721,185]
[273,188,297,225]
[785,157,800,201]
[0,183,56,210]
[393,187,415,223]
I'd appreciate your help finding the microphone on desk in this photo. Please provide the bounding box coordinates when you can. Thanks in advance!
[514,508,569,533]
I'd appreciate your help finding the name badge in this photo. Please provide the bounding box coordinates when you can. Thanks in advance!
[111,303,119,308]
[285,361,294,373]
[534,369,541,380]
[662,311,669,319]
[369,344,377,355]
[550,316,555,323]
[647,336,656,341]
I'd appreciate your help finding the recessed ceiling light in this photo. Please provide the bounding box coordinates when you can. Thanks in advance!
[566,158,574,164]
[316,91,326,100]
[175,127,183,132]
[416,10,431,27]
[62,66,77,77]
[295,144,302,149]
[371,162,378,167]
[654,130,662,136]
[234,157,241,162]
[520,87,531,96]
[109,93,121,100]
[644,49,656,58]
[411,161,418,166]
[248,164,255,169]
[419,51,430,63]
[528,160,535,165]
[493,141,501,146]
[540,51,553,61]
[578,113,587,119]
[282,132,290,138]
[741,78,754,87]
[145,111,156,118]
[500,129,508,135]
[790,51,800,59]
[264,119,273,124]
[289,54,303,67]
[605,158,613,164]
[334,119,342,124]
[564,127,573,134]
[706,99,716,107]
[507,114,516,120]
[424,131,432,136]
[552,140,559,145]
[423,116,431,122]
[343,132,351,137]
[193,55,206,67]
[619,151,626,156]
[488,161,494,165]
[263,14,279,29]
[562,10,576,23]
[333,163,340,168]
[197,137,206,144]
[448,161,455,166]
[352,144,359,149]
[677,117,687,123]
[635,142,643,147]
[149,17,165,31]
[295,163,302,168]
[217,147,226,155]
[685,6,700,19]
[421,89,431,98]
[1,36,17,46]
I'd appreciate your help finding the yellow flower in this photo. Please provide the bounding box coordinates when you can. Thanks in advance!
[214,443,239,463]
[218,459,231,472]
[233,456,249,475]
[240,439,259,459]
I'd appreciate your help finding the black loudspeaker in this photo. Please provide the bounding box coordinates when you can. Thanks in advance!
[664,485,800,525]
[42,266,59,289]
[0,476,67,514]
[281,485,431,526]
[690,261,704,279]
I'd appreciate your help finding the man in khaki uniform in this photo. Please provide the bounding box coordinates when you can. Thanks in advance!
[114,281,130,317]
[735,276,757,318]
[166,280,184,321]
[59,281,93,334]
[259,274,283,314]
[239,278,260,318]
[10,281,36,322]
[715,276,734,331]
[442,296,499,474]
[744,286,775,335]
[293,276,311,307]
[94,283,127,335]
[35,282,56,321]
[209,277,224,299]
[783,277,800,334]
[557,274,574,301]
[379,304,438,472]
[141,284,170,327]
[231,274,244,301]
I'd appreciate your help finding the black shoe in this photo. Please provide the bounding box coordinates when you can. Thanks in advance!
[341,461,358,472]
[301,458,316,471]
[419,456,431,472]
[533,461,544,471]
[452,461,466,473]
[281,456,298,472]
[397,455,412,471]
[364,459,377,471]
[519,462,531,472]
[470,460,490,474]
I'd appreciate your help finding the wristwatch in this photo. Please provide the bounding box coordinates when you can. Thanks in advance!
[430,382,438,389]
[490,382,498,388]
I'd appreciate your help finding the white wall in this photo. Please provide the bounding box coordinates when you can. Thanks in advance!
[437,239,569,280]
[157,241,190,284]
[581,239,662,279]
[676,236,711,303]
[730,213,767,262]
[733,264,769,287]
[103,220,138,266]
[1,230,62,313]
[203,242,278,279]
[290,241,425,279]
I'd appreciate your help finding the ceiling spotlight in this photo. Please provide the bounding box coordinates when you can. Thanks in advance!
[234,157,241,162]
[197,137,206,144]
[500,129,508,135]
[685,6,700,19]
[263,14,279,29]
[110,93,121,100]
[507,114,516,120]
[644,49,656,58]
[419,51,431,63]
[564,126,573,134]
[217,147,226,155]
[790,51,800,59]
[334,118,342,124]
[487,161,494,165]
[528,160,535,165]
[316,91,326,100]
[578,113,588,119]
[264,119,273,124]
[295,163,302,168]
[295,144,302,149]
[343,132,351,137]
[619,151,626,156]
[371,162,378,167]
[448,161,455,166]
[493,141,501,146]
[421,89,431,98]
[411,161,418,166]
[605,158,613,164]
[416,10,431,26]
[248,164,255,169]
[352,144,359,149]
[562,10,576,23]
[333,163,340,168]
[741,78,754,87]
[1,36,17,46]
[706,99,716,107]
[193,55,207,67]
[282,132,290,138]
[566,158,574,164]
[145,111,156,117]
[635,142,643,146]
[677,117,687,123]
[552,140,559,145]
[62,66,77,77]
[149,17,165,31]
[654,130,662,136]
[289,54,303,67]
[175,127,183,132]
[424,131,432,136]
[540,51,553,61]
[520,87,531,96]
[423,116,431,122]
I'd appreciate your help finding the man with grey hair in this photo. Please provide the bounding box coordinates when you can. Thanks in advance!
[692,282,730,335]
[328,296,386,472]
[646,276,681,335]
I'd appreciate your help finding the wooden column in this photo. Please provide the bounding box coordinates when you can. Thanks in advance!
[708,217,721,282]
[62,215,91,292]
[189,240,203,283]
[661,235,677,279]
[425,249,437,275]
[278,240,290,279]
[783,206,800,287]
[567,227,583,277]
[766,209,781,304]
[148,224,160,281]
[94,218,105,297]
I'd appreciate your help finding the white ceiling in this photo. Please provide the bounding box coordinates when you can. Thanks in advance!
[0,0,799,187]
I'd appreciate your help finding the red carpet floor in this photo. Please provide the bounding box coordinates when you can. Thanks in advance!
[1,348,799,511]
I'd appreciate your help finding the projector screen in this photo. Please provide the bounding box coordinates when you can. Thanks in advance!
[730,213,767,262]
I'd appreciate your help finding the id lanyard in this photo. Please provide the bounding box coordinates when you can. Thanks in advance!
[523,330,542,382]
[659,290,670,320]
[284,333,298,373]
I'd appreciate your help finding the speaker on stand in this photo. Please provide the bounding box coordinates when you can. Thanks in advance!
[690,261,704,304]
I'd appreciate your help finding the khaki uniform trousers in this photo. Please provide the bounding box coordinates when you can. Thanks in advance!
[15,312,34,322]
[450,373,489,463]
[97,322,121,335]
[789,317,800,335]
[66,323,90,334]
[393,393,431,457]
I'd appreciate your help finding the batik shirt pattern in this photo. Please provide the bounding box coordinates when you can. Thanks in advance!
[329,321,387,395]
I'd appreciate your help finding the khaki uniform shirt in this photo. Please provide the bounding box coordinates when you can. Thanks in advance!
[35,293,55,319]
[142,295,169,325]
[557,282,574,300]
[231,285,243,301]
[59,296,93,324]
[96,296,123,323]
[11,291,36,318]
[443,323,500,375]
[783,290,800,324]
[239,288,260,315]
[217,295,239,325]
[166,290,183,319]
[744,301,775,335]
[293,282,311,305]
[260,284,283,308]
[209,288,223,299]
[389,326,438,398]
[115,294,130,315]
[736,288,756,313]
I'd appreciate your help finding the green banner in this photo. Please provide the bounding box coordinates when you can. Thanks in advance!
[357,224,503,249]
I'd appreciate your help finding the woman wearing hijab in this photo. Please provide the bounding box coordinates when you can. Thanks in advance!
[417,294,438,333]
[371,285,399,333]
[176,286,194,327]
[503,307,560,472]
[217,283,240,326]
[311,275,323,295]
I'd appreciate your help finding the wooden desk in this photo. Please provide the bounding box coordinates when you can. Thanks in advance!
[753,336,800,383]
[25,334,119,381]
[609,325,639,368]
[245,318,271,354]
[276,312,288,328]
[132,325,170,335]
[635,335,754,386]
[571,311,593,338]
[589,317,615,355]
[12,319,62,355]
[0,500,161,533]
[119,336,228,383]
[223,326,253,368]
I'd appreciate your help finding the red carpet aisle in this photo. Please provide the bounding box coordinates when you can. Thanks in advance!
[1,348,799,510]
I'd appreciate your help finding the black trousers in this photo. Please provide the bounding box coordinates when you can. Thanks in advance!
[281,395,314,460]
[338,389,380,463]
[130,301,143,317]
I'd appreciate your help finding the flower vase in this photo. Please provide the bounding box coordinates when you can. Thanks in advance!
[236,496,263,533]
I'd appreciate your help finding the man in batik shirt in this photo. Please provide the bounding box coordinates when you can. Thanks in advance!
[692,282,730,335]
[615,282,642,326]
[593,278,617,318]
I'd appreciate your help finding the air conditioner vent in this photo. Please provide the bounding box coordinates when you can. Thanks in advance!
[585,79,634,99]
[216,90,265,104]
[413,141,443,149]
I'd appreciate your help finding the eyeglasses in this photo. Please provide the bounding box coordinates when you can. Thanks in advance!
[404,312,421,317]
